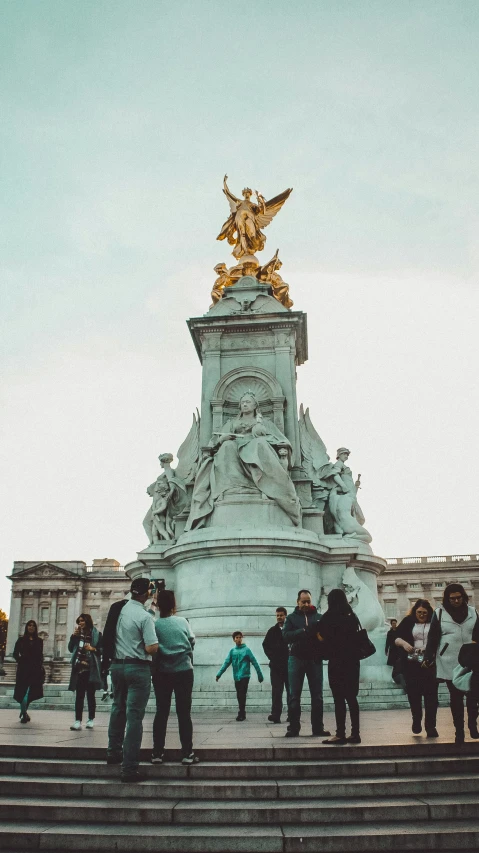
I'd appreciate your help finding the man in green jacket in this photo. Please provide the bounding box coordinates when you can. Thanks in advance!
[216,631,264,721]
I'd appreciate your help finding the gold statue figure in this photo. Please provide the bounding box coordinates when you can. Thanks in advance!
[217,175,292,260]
[211,263,236,305]
[257,250,294,309]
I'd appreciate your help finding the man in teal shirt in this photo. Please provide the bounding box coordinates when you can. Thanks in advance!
[216,631,264,721]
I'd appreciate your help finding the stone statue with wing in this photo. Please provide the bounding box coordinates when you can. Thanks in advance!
[298,405,372,544]
[143,412,201,544]
[217,175,293,260]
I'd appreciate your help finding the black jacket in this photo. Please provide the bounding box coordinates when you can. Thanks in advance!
[385,628,400,665]
[458,642,479,697]
[101,599,128,674]
[262,624,289,672]
[395,615,436,674]
[283,605,324,661]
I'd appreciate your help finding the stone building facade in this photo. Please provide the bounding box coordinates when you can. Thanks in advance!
[5,552,479,675]
[5,559,128,678]
[377,553,479,622]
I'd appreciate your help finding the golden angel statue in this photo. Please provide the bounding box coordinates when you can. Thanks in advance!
[217,175,292,260]
[257,250,294,309]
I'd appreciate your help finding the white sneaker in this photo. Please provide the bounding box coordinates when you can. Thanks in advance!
[86,719,94,729]
[70,721,82,731]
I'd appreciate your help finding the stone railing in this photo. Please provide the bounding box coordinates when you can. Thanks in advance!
[386,554,479,566]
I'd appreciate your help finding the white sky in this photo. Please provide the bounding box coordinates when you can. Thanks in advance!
[1,1,478,615]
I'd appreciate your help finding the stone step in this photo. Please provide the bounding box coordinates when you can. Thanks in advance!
[1,741,478,763]
[2,793,479,825]
[1,819,479,852]
[0,771,478,801]
[2,753,479,780]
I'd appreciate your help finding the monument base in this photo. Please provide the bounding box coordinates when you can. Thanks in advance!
[126,526,387,707]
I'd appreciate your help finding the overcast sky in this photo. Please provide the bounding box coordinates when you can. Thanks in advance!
[1,1,478,614]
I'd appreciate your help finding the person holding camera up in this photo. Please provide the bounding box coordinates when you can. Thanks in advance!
[68,613,103,731]
[394,599,438,738]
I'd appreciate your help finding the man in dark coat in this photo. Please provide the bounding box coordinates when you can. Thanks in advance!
[282,589,330,738]
[385,619,400,666]
[262,607,290,723]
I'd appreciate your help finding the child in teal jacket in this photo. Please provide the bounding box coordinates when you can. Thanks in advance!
[216,631,264,721]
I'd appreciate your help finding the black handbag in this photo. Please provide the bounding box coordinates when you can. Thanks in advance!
[356,619,376,660]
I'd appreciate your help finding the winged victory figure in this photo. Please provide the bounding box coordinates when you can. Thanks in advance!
[217,175,293,260]
[298,405,372,544]
[143,411,201,543]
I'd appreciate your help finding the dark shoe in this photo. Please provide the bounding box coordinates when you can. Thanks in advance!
[455,733,465,745]
[106,753,123,765]
[312,729,331,737]
[469,727,479,739]
[151,752,164,765]
[120,772,147,783]
[412,721,422,734]
[268,715,281,723]
[181,752,200,765]
[20,713,28,724]
[426,728,439,738]
[322,736,347,744]
[346,735,361,744]
[285,729,300,737]
[236,714,246,721]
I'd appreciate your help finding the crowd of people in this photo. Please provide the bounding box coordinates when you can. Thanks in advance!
[12,580,479,780]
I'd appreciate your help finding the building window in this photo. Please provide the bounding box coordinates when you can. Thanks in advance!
[384,584,395,591]
[23,606,33,622]
[57,608,67,624]
[384,601,396,618]
[435,582,443,588]
[409,583,420,589]
[40,607,49,623]
[55,642,63,658]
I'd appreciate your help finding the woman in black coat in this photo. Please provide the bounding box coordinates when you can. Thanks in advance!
[68,613,103,731]
[395,599,438,737]
[13,620,44,723]
[317,588,361,744]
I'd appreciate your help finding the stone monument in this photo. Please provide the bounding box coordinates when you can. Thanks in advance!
[126,176,388,704]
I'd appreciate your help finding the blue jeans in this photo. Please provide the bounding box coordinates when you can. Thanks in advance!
[287,656,324,733]
[108,662,151,774]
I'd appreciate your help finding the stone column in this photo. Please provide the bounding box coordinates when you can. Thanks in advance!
[100,590,112,627]
[274,330,300,466]
[199,332,222,447]
[470,579,479,609]
[395,581,409,620]
[5,591,22,656]
[45,591,58,657]
[66,589,81,639]
[32,591,40,626]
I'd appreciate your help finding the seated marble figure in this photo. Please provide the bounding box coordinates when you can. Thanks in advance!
[185,392,301,530]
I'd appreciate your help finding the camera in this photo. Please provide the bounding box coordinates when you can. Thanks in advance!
[407,649,424,664]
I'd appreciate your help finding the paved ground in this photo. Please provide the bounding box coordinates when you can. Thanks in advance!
[0,705,467,751]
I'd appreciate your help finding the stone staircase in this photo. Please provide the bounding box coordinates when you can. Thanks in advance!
[0,680,450,713]
[1,740,479,851]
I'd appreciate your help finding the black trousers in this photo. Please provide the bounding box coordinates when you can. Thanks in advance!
[75,671,96,721]
[235,677,249,715]
[332,690,360,738]
[270,666,289,721]
[404,662,438,731]
[152,669,194,756]
[445,680,478,735]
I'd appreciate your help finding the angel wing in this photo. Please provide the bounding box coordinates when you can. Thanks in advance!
[175,410,201,484]
[222,175,240,213]
[298,405,330,482]
[255,188,293,229]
